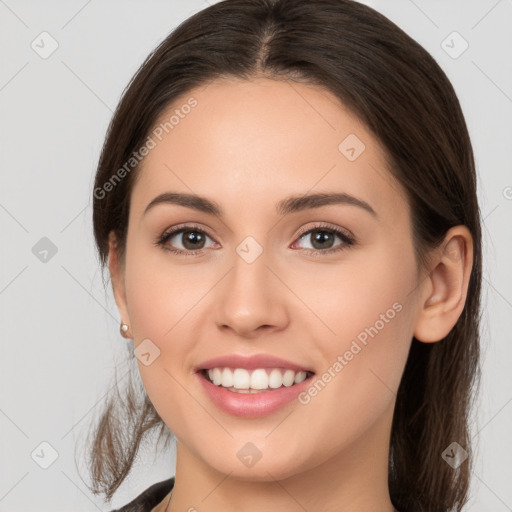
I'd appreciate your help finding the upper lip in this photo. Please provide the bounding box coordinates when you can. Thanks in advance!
[194,353,315,373]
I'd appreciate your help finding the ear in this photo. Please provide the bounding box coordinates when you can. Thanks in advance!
[108,231,132,337]
[413,225,474,343]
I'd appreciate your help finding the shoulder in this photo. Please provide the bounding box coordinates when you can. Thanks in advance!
[109,477,175,512]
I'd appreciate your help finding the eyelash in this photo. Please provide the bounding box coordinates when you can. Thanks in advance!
[154,222,355,257]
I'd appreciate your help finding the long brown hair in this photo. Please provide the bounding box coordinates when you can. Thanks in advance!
[82,1,482,510]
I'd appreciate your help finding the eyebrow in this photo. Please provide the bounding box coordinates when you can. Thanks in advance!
[144,191,377,217]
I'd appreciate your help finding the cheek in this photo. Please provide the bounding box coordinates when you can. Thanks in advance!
[290,242,415,343]
[292,286,414,466]
[124,242,212,340]
[122,244,231,422]
[295,243,417,401]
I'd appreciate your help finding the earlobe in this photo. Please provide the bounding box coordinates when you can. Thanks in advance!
[108,231,132,336]
[413,226,473,343]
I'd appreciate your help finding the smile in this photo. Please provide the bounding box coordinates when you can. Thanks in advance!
[202,367,313,392]
[196,366,316,418]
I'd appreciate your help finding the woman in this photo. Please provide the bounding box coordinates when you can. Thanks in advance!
[84,0,482,511]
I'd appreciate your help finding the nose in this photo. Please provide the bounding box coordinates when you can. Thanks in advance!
[214,248,289,339]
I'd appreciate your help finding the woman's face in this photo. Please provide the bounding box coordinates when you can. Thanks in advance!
[112,77,425,481]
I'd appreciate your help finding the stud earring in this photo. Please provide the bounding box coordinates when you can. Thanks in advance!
[120,322,130,337]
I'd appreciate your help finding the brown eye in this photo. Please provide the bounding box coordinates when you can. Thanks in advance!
[292,224,355,255]
[156,225,217,255]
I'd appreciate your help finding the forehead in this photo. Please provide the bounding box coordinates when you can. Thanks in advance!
[131,77,408,222]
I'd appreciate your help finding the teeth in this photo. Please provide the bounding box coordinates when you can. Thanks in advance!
[233,368,250,389]
[222,368,233,387]
[204,367,310,391]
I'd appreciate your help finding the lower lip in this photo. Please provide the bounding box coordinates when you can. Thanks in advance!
[196,371,314,418]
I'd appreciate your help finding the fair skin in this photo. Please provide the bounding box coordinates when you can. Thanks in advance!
[108,77,473,512]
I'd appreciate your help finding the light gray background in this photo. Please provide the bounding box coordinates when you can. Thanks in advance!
[0,0,511,510]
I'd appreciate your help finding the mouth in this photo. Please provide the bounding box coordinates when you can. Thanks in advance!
[197,367,316,393]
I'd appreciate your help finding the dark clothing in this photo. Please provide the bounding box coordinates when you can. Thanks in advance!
[109,477,175,512]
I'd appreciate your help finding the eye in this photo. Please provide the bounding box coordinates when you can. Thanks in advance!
[155,224,217,255]
[291,223,355,255]
[155,222,355,256]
